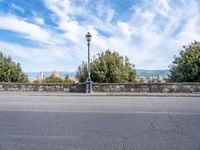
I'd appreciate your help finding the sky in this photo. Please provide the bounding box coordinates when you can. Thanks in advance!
[0,0,200,72]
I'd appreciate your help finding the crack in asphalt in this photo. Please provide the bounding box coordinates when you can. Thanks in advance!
[150,120,156,129]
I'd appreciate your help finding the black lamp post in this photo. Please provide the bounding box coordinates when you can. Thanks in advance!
[85,32,92,93]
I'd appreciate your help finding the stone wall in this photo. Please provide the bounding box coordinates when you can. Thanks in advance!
[0,83,199,93]
[92,83,200,93]
[0,83,85,93]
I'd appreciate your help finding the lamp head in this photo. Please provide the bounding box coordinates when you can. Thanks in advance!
[85,32,92,42]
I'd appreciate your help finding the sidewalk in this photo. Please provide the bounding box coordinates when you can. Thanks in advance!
[0,91,200,97]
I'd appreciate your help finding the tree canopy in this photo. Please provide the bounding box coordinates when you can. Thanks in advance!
[168,41,200,82]
[42,74,74,83]
[0,52,28,82]
[76,50,136,83]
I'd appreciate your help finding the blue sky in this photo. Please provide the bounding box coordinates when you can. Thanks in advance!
[0,0,200,72]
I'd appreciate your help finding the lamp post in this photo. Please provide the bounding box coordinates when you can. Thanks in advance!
[85,32,92,93]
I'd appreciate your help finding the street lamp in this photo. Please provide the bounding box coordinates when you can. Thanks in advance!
[85,32,92,93]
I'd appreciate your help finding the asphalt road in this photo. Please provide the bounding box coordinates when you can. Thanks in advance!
[0,96,200,150]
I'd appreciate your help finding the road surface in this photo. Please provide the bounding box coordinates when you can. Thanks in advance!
[0,95,199,150]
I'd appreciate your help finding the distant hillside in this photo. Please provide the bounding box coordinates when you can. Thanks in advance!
[27,70,170,79]
[136,69,169,77]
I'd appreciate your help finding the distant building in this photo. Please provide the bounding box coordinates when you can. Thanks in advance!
[136,76,167,83]
[68,76,78,83]
[51,71,60,78]
[36,72,44,80]
[29,71,45,83]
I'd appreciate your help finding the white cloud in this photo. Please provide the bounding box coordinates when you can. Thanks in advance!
[38,0,200,69]
[34,17,45,25]
[1,0,200,71]
[114,0,200,69]
[11,3,25,13]
[0,14,63,45]
[0,41,79,72]
[0,41,67,62]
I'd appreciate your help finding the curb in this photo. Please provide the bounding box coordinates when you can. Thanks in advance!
[0,92,200,97]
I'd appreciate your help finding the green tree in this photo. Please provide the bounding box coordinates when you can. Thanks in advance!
[63,75,75,83]
[43,76,63,83]
[0,52,28,82]
[42,74,74,83]
[76,50,136,83]
[76,62,88,82]
[168,41,200,82]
